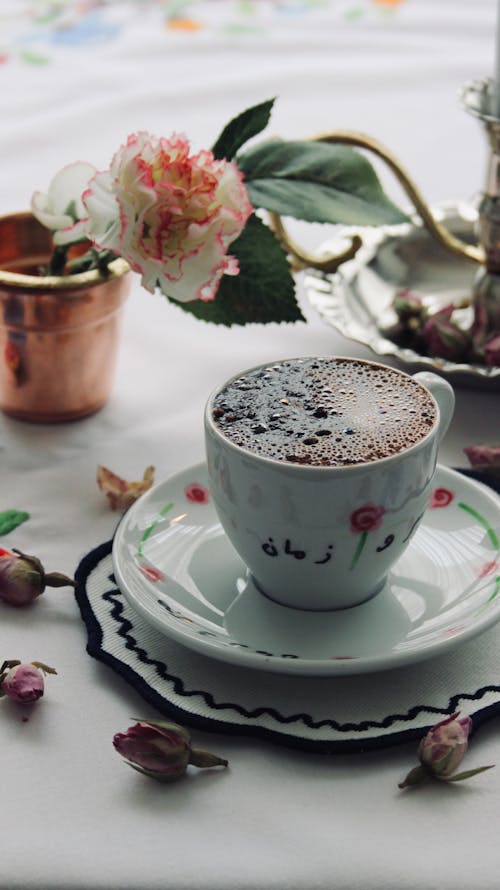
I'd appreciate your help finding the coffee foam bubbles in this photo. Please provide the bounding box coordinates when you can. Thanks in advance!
[211,358,437,467]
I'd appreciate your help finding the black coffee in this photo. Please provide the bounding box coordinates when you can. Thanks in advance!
[211,358,437,467]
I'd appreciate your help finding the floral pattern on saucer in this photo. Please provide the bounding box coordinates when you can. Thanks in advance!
[111,463,500,676]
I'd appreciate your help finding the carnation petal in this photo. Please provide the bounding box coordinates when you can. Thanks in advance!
[84,132,252,304]
[53,218,90,247]
[48,161,97,217]
[31,190,72,232]
[84,171,122,249]
[156,236,227,302]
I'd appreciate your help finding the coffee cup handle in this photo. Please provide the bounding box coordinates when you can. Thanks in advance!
[412,372,455,444]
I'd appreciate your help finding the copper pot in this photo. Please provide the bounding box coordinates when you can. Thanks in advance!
[0,212,130,422]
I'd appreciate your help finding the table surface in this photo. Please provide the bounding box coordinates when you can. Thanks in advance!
[1,2,500,889]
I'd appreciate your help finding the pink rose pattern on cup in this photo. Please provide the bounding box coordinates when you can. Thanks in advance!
[349,503,387,569]
[350,504,386,533]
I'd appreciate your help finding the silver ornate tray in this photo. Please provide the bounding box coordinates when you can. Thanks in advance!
[305,201,500,391]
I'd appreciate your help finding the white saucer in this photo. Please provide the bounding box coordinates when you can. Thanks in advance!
[112,463,500,676]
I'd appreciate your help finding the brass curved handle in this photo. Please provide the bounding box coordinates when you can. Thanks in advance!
[269,211,363,274]
[269,130,484,273]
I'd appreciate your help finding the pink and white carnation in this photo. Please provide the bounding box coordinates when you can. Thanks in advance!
[83,132,252,303]
[31,161,96,247]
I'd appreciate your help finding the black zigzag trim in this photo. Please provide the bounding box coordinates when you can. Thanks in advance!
[74,536,500,754]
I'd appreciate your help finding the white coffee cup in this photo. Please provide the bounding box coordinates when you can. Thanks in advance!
[204,357,454,611]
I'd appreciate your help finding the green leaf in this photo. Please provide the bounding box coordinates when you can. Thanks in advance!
[31,662,58,676]
[211,99,275,161]
[0,510,30,535]
[237,139,408,226]
[167,214,304,326]
[444,765,495,782]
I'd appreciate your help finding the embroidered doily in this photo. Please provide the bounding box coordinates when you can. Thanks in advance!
[74,470,500,753]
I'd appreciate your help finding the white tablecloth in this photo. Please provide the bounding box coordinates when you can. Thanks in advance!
[1,2,500,888]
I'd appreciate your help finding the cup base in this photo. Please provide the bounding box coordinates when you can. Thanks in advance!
[251,575,387,612]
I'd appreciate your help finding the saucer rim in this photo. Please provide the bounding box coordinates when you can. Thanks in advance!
[112,463,500,677]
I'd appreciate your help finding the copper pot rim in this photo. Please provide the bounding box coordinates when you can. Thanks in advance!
[0,211,130,292]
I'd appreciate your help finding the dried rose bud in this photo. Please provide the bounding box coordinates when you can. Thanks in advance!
[421,306,470,362]
[0,660,57,703]
[471,273,500,357]
[464,443,500,470]
[393,288,424,320]
[484,332,500,367]
[97,465,155,512]
[113,719,228,782]
[418,712,472,777]
[399,712,494,789]
[471,295,489,354]
[0,548,75,607]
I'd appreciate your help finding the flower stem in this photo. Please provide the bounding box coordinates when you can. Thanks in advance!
[48,245,69,276]
[189,748,229,769]
[68,248,116,276]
